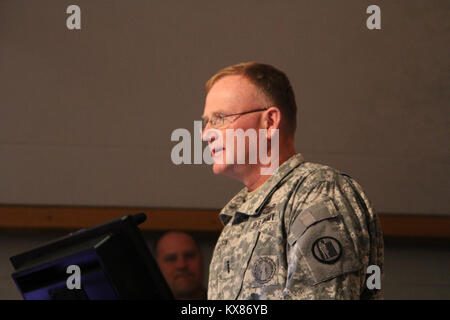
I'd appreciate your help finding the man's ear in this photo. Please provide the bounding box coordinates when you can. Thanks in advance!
[264,106,281,139]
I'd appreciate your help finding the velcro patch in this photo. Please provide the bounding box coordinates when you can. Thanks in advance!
[288,198,339,246]
[297,218,362,284]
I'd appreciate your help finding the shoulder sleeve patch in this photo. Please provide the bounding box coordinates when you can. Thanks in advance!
[287,197,363,284]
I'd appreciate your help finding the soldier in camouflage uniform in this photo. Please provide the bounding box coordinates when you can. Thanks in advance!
[201,62,384,299]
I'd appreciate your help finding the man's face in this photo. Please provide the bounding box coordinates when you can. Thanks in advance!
[156,233,203,299]
[202,75,267,178]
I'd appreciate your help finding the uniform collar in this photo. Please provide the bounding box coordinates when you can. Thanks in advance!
[219,153,305,225]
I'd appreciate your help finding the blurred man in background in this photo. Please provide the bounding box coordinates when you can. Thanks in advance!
[155,231,206,299]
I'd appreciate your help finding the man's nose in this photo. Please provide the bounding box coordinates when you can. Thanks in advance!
[175,256,188,269]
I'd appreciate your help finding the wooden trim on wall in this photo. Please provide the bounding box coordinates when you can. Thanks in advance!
[0,206,222,232]
[377,214,450,239]
[1,205,449,238]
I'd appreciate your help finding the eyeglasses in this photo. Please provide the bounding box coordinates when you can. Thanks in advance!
[202,107,269,129]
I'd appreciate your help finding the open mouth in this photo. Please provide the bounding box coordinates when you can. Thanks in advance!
[212,147,225,157]
[175,273,194,280]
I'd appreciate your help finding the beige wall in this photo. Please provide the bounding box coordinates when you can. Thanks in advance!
[0,0,449,216]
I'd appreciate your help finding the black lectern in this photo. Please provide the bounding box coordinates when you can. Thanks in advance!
[10,213,174,300]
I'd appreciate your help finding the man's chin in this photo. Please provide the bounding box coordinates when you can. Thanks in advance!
[212,162,232,176]
[173,278,198,293]
[212,163,246,184]
[173,284,201,299]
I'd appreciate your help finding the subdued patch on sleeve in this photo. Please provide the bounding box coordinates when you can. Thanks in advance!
[288,197,363,284]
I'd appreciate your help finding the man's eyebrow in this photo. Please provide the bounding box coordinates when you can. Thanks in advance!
[163,253,177,260]
[202,111,225,119]
[201,113,215,121]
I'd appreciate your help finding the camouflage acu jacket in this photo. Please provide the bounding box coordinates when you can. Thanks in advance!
[207,154,384,300]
